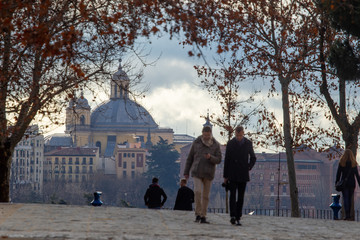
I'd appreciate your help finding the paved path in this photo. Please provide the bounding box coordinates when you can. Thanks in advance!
[0,203,358,239]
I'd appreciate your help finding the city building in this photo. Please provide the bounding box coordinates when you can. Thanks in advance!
[44,147,99,183]
[10,125,44,195]
[64,60,174,158]
[115,142,147,179]
[173,134,196,153]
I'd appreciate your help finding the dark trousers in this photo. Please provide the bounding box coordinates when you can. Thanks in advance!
[228,181,247,220]
[342,187,354,219]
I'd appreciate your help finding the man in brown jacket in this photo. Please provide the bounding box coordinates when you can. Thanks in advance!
[184,126,222,224]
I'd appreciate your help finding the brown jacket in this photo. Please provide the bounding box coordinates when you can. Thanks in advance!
[184,136,222,180]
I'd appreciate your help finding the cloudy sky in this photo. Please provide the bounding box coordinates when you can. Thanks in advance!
[44,34,282,148]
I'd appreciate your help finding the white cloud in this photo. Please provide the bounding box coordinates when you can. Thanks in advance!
[140,82,224,142]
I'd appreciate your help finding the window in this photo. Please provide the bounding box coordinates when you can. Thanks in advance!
[68,166,72,174]
[270,184,274,193]
[55,158,59,164]
[80,115,85,125]
[269,197,275,207]
[69,158,73,164]
[89,158,93,165]
[75,158,79,165]
[123,153,126,158]
[96,141,101,154]
[123,171,127,178]
[89,166,93,173]
[123,161,127,169]
[82,166,87,173]
[270,173,275,181]
[131,171,135,179]
[75,166,79,174]
[131,162,135,169]
[82,157,86,165]
[68,175,72,183]
[132,153,135,158]
[62,158,66,164]
[282,185,287,195]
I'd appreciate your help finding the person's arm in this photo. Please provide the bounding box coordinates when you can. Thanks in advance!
[248,141,256,170]
[184,143,195,177]
[223,141,230,180]
[173,189,180,210]
[144,189,149,206]
[208,142,222,165]
[161,189,167,206]
[335,165,341,183]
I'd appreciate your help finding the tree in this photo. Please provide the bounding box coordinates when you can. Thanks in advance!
[145,137,180,194]
[318,1,360,157]
[160,0,322,217]
[196,57,261,142]
[0,0,164,202]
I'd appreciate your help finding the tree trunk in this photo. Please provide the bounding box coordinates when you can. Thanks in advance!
[281,81,300,217]
[0,145,13,202]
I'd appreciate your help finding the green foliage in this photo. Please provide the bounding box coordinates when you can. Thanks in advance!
[145,137,180,192]
[328,39,359,81]
[321,0,360,38]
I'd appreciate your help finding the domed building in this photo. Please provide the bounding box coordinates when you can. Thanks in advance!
[65,60,174,158]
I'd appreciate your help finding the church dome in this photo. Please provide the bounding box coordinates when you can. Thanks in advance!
[90,98,158,130]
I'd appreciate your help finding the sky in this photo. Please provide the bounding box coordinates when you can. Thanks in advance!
[43,34,285,149]
[43,34,360,159]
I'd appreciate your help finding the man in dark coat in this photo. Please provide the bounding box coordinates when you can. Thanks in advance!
[144,177,167,209]
[174,178,194,211]
[223,126,256,226]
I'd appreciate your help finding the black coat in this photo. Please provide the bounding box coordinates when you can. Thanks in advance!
[223,137,256,182]
[336,161,360,189]
[173,186,194,211]
[144,184,167,208]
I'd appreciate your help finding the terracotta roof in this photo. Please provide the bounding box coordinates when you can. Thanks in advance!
[45,147,98,156]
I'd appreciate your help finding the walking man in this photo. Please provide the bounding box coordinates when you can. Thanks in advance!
[144,177,167,209]
[184,126,222,223]
[173,178,194,211]
[223,126,256,226]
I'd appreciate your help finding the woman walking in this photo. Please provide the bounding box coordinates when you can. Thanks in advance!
[335,149,360,220]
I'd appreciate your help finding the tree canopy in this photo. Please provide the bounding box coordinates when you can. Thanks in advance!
[145,137,180,193]
[0,0,164,202]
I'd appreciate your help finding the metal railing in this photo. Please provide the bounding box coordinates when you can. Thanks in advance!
[206,208,359,221]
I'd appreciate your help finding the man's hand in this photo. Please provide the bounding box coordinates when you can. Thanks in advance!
[205,153,211,159]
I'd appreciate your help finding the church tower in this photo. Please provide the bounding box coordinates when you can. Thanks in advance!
[111,59,130,99]
[65,91,91,146]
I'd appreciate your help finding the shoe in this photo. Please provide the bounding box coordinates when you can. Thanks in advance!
[194,215,201,222]
[230,217,236,225]
[200,217,210,224]
[236,220,242,226]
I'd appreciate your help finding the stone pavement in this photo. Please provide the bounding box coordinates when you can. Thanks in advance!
[0,203,358,240]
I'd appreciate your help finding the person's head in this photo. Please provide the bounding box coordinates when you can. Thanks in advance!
[152,177,159,184]
[202,126,212,141]
[235,126,244,141]
[339,149,357,167]
[180,178,187,187]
